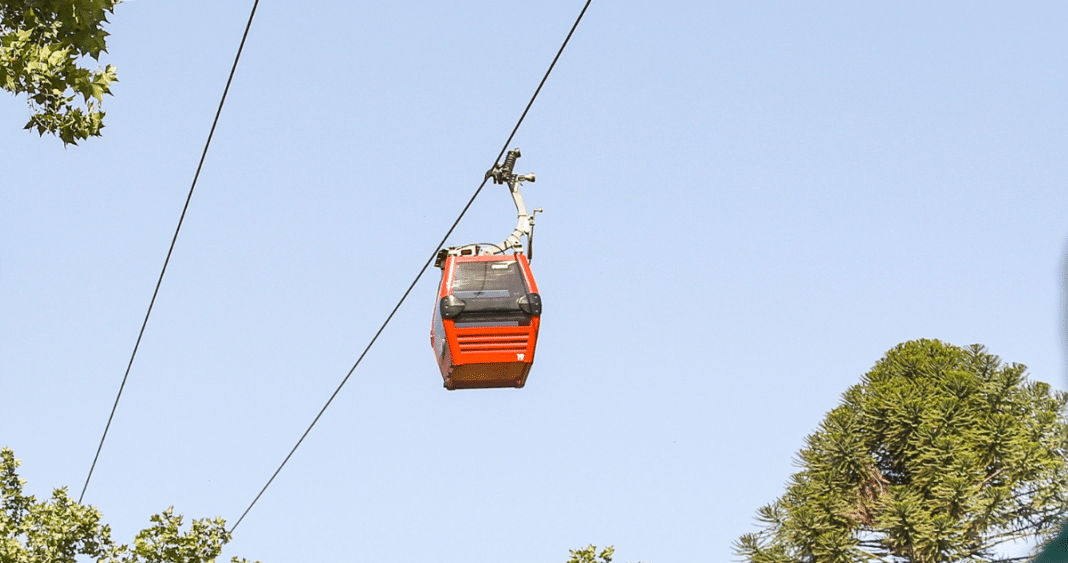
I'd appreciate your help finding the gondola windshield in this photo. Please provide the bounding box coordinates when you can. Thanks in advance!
[454,260,527,298]
[448,261,538,327]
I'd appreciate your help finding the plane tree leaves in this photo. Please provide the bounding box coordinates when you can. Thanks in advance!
[0,0,118,145]
[0,448,260,563]
[568,545,616,563]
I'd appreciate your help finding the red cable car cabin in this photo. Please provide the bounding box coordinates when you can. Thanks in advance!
[430,254,542,390]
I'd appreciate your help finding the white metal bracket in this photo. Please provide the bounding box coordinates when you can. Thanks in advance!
[436,148,541,268]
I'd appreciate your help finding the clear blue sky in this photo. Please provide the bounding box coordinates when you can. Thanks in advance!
[1,2,1066,562]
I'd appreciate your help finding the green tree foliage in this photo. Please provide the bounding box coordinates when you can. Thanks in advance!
[568,545,616,563]
[567,544,650,563]
[0,448,259,563]
[0,0,118,145]
[735,340,1068,563]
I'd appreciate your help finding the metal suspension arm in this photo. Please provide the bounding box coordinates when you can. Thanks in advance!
[436,149,541,268]
[487,148,539,255]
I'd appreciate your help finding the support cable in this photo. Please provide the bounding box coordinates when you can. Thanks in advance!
[227,0,592,533]
[79,0,262,504]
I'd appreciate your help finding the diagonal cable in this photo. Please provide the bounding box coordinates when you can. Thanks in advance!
[227,0,592,533]
[79,0,262,504]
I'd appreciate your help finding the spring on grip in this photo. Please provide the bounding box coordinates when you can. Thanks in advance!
[501,148,520,177]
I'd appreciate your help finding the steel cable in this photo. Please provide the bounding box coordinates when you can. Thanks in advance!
[79,0,262,503]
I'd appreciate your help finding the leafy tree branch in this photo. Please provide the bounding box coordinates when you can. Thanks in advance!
[0,0,118,144]
[734,340,1068,563]
[0,448,259,563]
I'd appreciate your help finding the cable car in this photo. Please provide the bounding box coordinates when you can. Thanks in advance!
[431,254,541,389]
[430,149,543,390]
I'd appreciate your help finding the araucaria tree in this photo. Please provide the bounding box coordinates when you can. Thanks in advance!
[0,0,118,144]
[735,339,1068,563]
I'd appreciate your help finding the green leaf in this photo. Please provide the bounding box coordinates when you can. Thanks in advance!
[1,0,120,145]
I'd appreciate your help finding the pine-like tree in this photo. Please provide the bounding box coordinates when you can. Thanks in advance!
[735,339,1068,563]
